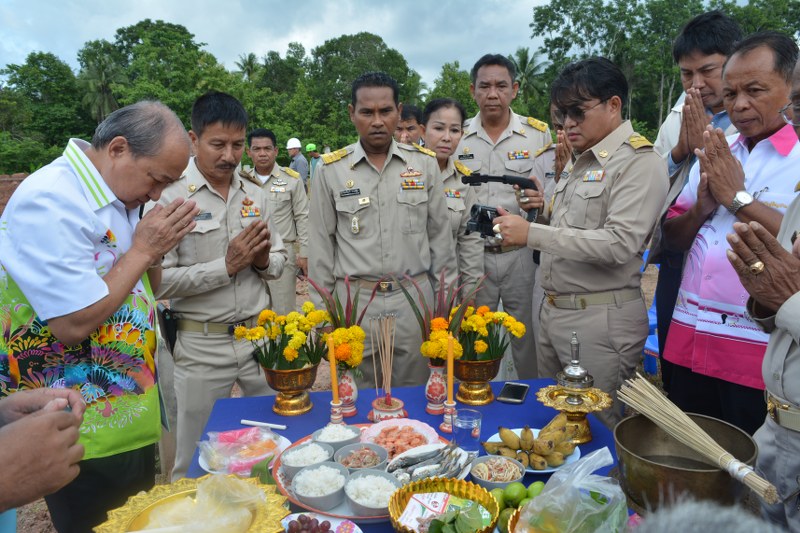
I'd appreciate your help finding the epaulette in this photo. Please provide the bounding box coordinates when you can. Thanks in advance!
[322,148,348,165]
[413,143,436,157]
[282,166,300,179]
[527,117,548,132]
[628,133,653,150]
[454,161,472,176]
[238,168,261,186]
[535,142,553,157]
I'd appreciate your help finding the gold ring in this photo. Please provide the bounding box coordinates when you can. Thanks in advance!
[749,260,765,275]
[520,197,529,204]
[492,223,501,234]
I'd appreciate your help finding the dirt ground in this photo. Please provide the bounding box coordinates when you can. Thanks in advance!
[17,269,660,531]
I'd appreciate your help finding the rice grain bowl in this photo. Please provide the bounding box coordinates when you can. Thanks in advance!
[317,424,359,442]
[282,442,331,467]
[294,464,346,497]
[345,475,396,508]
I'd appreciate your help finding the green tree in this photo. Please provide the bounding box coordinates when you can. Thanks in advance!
[235,52,260,81]
[508,47,550,120]
[259,42,306,93]
[427,61,478,117]
[77,40,127,123]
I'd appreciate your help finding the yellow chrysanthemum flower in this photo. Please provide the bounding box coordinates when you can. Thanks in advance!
[301,301,315,314]
[233,325,247,340]
[257,309,277,326]
[283,347,299,361]
[474,340,488,354]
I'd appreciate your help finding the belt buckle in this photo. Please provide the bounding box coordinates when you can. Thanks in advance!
[379,281,392,292]
[546,294,555,306]
[768,396,790,421]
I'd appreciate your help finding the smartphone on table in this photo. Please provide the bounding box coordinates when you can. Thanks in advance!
[496,382,530,404]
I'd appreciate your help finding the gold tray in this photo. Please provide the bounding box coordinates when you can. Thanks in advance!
[94,474,289,532]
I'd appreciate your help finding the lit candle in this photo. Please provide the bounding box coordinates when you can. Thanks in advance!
[447,333,454,404]
[328,336,339,404]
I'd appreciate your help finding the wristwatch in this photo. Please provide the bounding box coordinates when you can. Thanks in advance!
[728,190,754,216]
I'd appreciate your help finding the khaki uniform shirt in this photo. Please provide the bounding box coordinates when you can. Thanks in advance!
[240,165,309,256]
[308,140,456,293]
[531,143,559,224]
[151,157,288,322]
[443,160,483,288]
[528,121,667,294]
[457,111,551,244]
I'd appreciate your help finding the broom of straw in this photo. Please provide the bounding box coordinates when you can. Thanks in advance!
[618,373,778,504]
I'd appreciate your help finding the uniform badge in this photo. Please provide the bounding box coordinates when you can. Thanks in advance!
[241,197,261,218]
[351,216,360,234]
[340,188,361,197]
[400,167,423,178]
[459,147,474,160]
[358,197,370,206]
[582,170,605,182]
[274,179,287,186]
[444,188,461,199]
[507,150,530,160]
[346,179,355,188]
[270,186,286,193]
[194,212,212,220]
[598,150,609,158]
[188,184,197,192]
[401,178,425,190]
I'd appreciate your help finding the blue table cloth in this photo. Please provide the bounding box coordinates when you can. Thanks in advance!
[188,378,617,532]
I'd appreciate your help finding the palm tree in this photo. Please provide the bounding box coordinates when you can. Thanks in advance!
[235,53,260,81]
[508,47,548,107]
[79,53,126,124]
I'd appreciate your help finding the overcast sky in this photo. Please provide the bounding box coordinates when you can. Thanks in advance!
[0,0,547,86]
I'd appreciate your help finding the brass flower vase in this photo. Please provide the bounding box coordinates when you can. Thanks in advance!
[264,364,318,416]
[453,358,502,405]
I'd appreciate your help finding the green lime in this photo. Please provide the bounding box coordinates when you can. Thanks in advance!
[503,481,527,508]
[491,488,507,512]
[497,507,515,533]
[518,497,532,509]
[527,480,545,499]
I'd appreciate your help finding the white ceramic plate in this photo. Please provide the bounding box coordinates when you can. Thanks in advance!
[386,443,472,482]
[281,512,363,533]
[199,434,292,475]
[360,419,439,458]
[484,428,581,474]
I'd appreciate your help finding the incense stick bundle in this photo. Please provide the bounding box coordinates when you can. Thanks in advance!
[371,314,396,404]
[369,317,379,398]
[618,373,778,504]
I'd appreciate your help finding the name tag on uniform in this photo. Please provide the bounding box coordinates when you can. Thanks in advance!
[194,212,212,221]
[583,170,605,182]
[508,150,530,160]
[340,188,361,197]
[458,154,474,160]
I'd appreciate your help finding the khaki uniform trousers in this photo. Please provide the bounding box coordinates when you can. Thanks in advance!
[342,279,433,389]
[171,331,273,480]
[267,242,298,316]
[538,293,647,428]
[754,417,800,530]
[477,247,538,379]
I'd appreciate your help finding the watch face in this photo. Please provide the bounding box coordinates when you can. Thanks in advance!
[736,191,754,204]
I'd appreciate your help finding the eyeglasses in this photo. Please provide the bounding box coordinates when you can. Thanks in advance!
[554,100,606,124]
[780,102,799,126]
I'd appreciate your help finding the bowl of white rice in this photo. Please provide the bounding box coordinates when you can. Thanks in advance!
[311,424,361,451]
[291,461,349,511]
[344,469,402,517]
[280,441,334,481]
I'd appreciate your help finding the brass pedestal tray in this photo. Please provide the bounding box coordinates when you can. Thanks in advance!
[264,364,319,416]
[95,474,289,532]
[536,332,612,444]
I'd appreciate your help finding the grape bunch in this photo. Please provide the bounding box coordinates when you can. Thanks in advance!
[286,514,331,533]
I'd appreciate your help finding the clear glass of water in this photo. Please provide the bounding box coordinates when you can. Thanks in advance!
[453,409,482,452]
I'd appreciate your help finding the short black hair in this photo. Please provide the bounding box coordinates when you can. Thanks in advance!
[672,11,743,63]
[550,57,629,110]
[422,98,466,126]
[401,104,422,124]
[470,54,516,84]
[247,128,277,147]
[727,31,799,83]
[351,72,399,106]
[190,90,248,138]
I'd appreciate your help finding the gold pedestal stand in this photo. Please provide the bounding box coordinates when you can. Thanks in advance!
[453,358,502,405]
[536,332,612,443]
[264,364,319,416]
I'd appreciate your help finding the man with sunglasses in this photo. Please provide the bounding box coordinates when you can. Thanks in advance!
[493,57,667,427]
[661,32,800,436]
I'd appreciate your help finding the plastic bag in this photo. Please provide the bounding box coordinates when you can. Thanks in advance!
[514,447,627,533]
[198,427,279,476]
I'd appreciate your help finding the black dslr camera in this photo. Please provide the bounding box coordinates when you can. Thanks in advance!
[466,205,500,237]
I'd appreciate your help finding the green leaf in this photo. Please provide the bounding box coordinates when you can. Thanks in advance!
[249,456,275,485]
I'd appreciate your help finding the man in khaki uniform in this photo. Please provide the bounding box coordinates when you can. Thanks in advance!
[149,92,288,479]
[309,72,456,387]
[242,128,309,315]
[494,58,667,427]
[457,54,551,379]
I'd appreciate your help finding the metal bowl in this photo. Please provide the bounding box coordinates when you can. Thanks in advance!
[291,461,349,511]
[468,455,525,491]
[614,413,757,510]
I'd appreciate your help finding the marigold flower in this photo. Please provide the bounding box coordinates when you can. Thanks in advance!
[430,317,449,331]
[474,340,488,353]
[301,301,315,314]
[233,325,247,339]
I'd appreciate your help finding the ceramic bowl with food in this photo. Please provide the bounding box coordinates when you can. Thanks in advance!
[311,425,362,452]
[280,441,335,481]
[468,455,525,491]
[334,442,388,473]
[344,469,402,517]
[291,461,349,512]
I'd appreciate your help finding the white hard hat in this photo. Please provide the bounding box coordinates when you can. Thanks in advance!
[286,138,302,149]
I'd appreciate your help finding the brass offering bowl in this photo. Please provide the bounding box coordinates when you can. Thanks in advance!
[94,474,289,532]
[453,358,503,405]
[536,385,612,443]
[614,413,757,510]
[264,364,319,416]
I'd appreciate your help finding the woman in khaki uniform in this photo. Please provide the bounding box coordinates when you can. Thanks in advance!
[420,98,484,289]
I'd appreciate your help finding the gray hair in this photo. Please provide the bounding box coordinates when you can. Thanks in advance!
[636,500,784,533]
[91,101,187,158]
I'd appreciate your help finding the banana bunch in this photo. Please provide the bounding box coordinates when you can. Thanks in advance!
[482,413,577,470]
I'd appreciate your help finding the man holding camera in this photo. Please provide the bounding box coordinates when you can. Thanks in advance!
[493,57,667,427]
